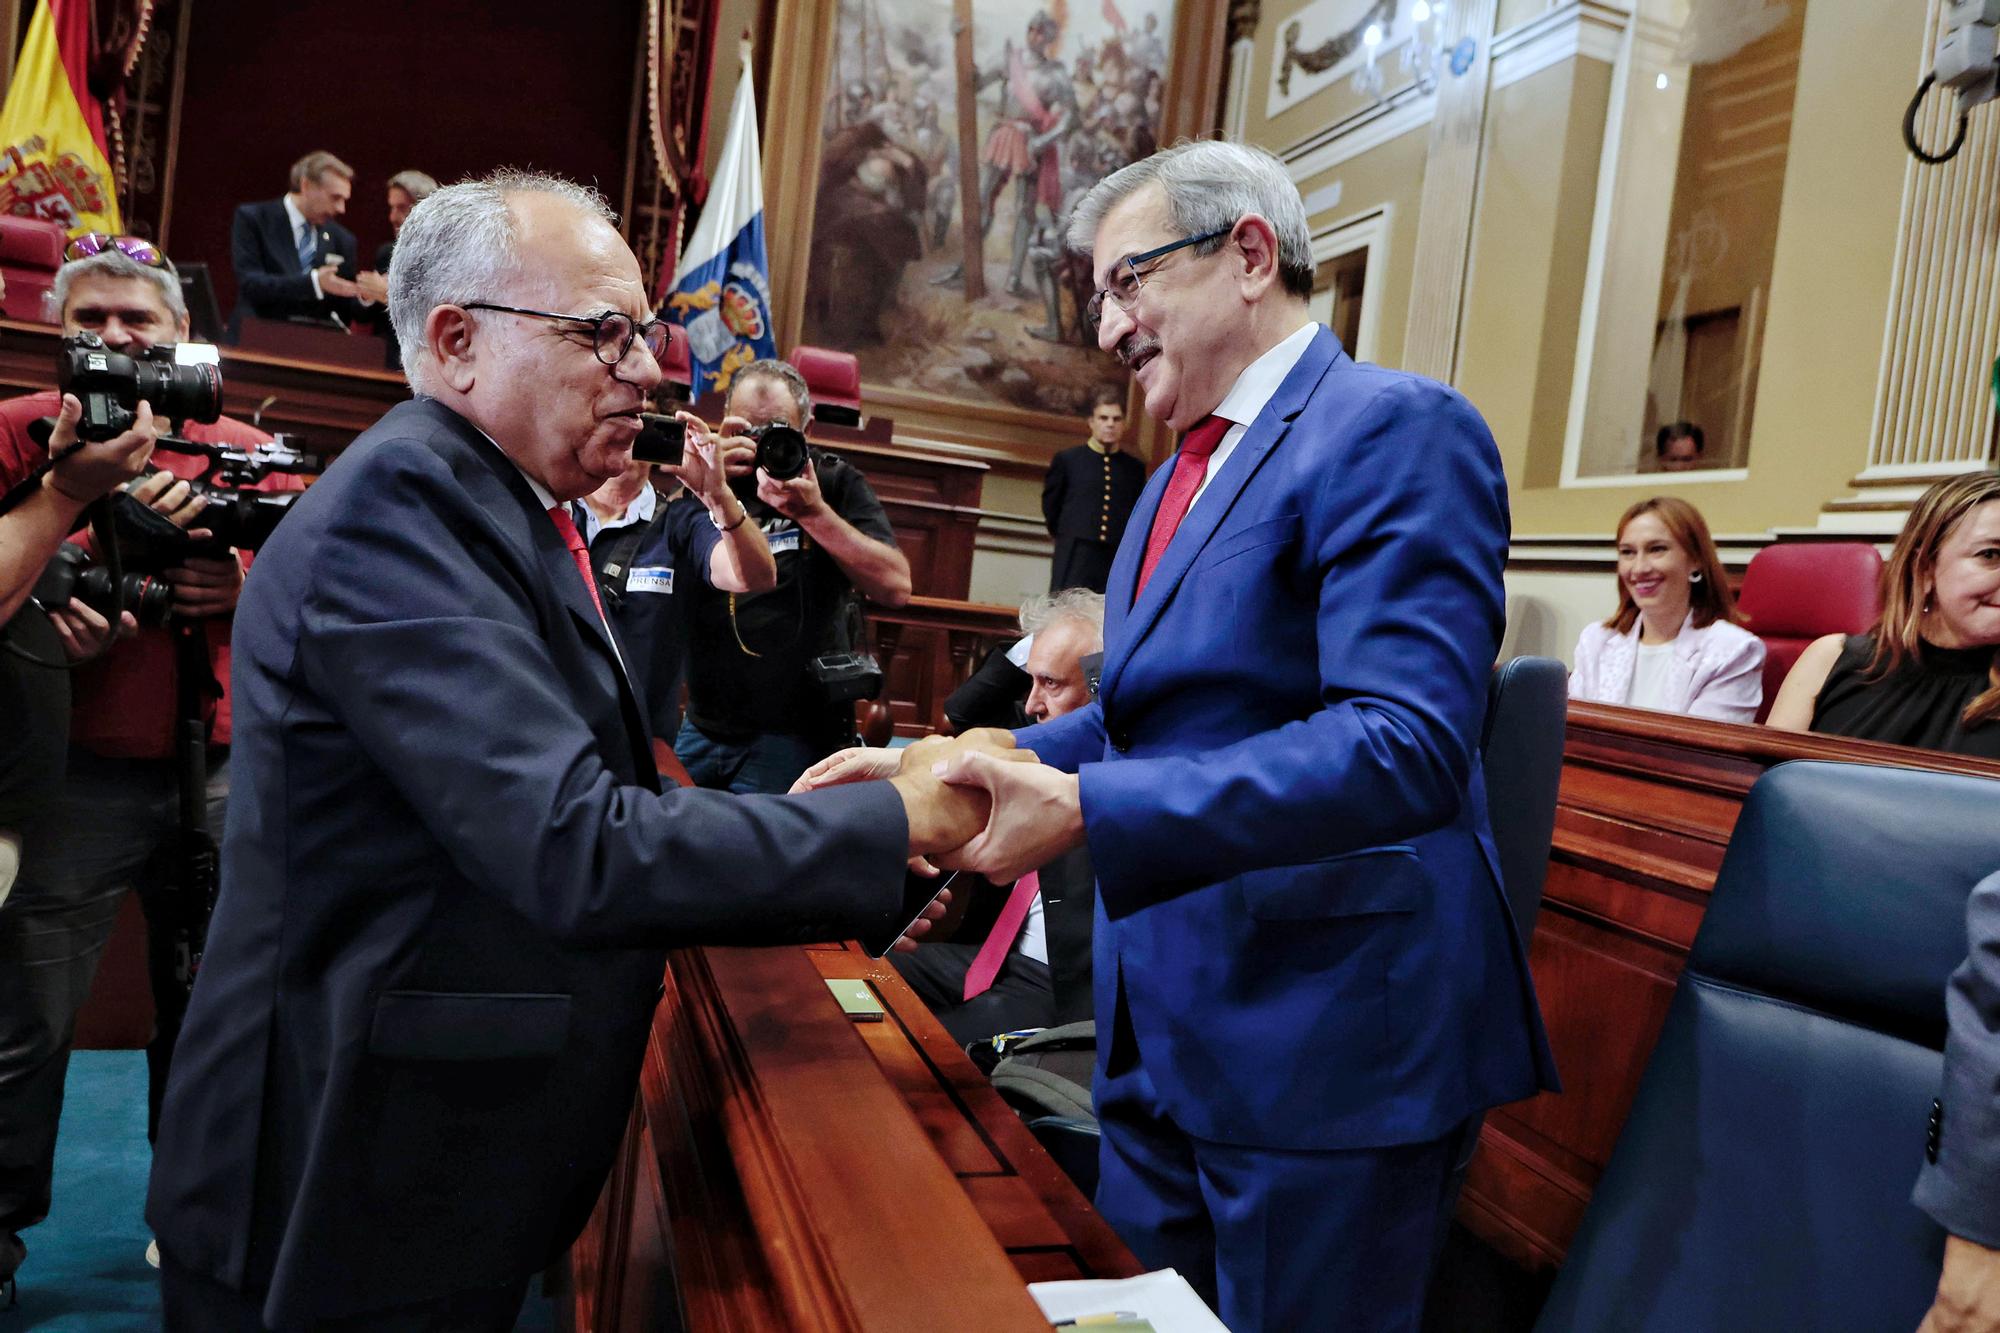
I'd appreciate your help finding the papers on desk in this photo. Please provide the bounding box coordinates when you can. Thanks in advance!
[1029,1268,1233,1332]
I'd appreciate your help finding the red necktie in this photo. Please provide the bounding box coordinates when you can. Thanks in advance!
[546,505,606,620]
[1135,415,1230,596]
[963,871,1039,1002]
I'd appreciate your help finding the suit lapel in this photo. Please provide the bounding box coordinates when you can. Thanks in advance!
[1100,327,1342,707]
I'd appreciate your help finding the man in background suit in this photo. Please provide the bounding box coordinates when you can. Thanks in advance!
[1042,384,1145,593]
[925,140,1558,1330]
[147,168,991,1331]
[1914,866,2000,1332]
[226,150,372,333]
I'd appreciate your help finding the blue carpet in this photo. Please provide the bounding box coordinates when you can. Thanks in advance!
[18,1049,556,1330]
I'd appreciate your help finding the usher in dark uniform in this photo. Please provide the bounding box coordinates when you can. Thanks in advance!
[1041,443,1145,594]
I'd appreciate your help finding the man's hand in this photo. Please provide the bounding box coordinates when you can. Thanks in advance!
[931,748,1085,883]
[165,551,245,618]
[659,412,730,508]
[756,457,827,523]
[318,266,361,301]
[353,270,389,305]
[790,746,902,793]
[48,598,136,661]
[716,414,760,478]
[1919,1234,2000,1333]
[44,395,158,503]
[884,732,1033,859]
[126,469,211,533]
[886,884,954,954]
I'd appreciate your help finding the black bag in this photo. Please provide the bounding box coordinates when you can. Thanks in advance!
[987,1020,1100,1194]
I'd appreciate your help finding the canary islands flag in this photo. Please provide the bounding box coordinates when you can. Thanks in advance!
[0,0,121,234]
[666,40,773,401]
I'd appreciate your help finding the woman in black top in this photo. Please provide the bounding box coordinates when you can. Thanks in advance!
[1767,472,2000,759]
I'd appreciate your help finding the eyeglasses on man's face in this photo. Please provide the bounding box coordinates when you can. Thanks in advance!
[1084,226,1233,334]
[461,302,671,367]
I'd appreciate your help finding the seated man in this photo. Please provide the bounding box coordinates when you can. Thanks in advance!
[228,150,373,332]
[0,240,299,1298]
[814,590,1105,1046]
[674,359,911,794]
[572,417,774,753]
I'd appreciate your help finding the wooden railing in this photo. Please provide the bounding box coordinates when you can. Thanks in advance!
[868,596,1022,737]
[1460,703,2000,1270]
[568,942,1139,1330]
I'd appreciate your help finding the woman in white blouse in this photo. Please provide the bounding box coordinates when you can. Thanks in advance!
[1569,496,1765,722]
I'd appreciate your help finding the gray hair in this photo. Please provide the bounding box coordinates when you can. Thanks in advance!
[1020,587,1106,645]
[1065,139,1316,300]
[387,169,439,201]
[726,358,812,427]
[289,150,354,191]
[51,250,186,326]
[389,168,617,395]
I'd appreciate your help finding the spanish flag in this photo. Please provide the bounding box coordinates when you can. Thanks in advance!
[0,0,121,235]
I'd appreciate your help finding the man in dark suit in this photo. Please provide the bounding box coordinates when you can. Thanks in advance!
[1042,384,1145,593]
[1914,866,2000,1332]
[881,589,1104,1043]
[928,140,1558,1330]
[226,150,371,333]
[146,168,989,1331]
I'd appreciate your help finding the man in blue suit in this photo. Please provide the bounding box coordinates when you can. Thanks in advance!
[931,140,1558,1330]
[146,169,984,1331]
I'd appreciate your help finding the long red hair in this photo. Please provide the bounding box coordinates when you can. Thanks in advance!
[1603,496,1743,635]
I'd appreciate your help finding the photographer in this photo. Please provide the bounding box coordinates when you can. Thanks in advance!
[0,243,300,1295]
[675,359,912,794]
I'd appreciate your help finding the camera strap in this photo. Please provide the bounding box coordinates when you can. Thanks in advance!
[725,526,809,659]
[0,420,86,522]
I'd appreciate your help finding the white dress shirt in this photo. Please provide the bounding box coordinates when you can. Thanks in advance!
[1189,320,1320,510]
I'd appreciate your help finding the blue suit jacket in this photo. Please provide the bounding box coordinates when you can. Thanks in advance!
[146,399,911,1324]
[1019,327,1556,1151]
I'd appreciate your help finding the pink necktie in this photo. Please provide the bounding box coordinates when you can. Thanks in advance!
[546,505,606,620]
[963,871,1039,1002]
[1135,415,1230,596]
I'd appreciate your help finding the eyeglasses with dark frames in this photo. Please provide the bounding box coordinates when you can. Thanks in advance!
[1084,226,1233,334]
[64,233,169,269]
[461,302,672,367]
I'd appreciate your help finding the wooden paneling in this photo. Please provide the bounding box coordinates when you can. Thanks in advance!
[1461,702,2000,1271]
[572,942,1138,1330]
[868,596,1021,737]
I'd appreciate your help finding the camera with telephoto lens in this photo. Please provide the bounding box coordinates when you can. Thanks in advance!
[31,542,174,627]
[748,421,810,482]
[56,332,223,442]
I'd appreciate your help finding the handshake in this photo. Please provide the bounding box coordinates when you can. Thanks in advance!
[791,728,1086,887]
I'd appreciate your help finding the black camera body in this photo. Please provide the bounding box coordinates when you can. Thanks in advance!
[56,333,223,441]
[808,650,885,703]
[749,421,810,482]
[33,542,174,627]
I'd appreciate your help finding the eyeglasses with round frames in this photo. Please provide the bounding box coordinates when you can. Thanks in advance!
[461,302,671,367]
[1084,226,1233,334]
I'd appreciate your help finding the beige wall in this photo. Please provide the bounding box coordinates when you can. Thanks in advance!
[1241,0,1939,541]
[1298,126,1431,372]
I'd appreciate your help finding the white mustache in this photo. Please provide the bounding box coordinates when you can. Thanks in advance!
[1119,335,1161,369]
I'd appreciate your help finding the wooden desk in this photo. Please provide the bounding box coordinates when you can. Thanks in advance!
[568,941,1139,1331]
[868,596,1023,737]
[1461,704,2000,1271]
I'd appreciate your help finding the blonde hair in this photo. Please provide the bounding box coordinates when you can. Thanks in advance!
[1867,472,2000,727]
[1603,496,1743,635]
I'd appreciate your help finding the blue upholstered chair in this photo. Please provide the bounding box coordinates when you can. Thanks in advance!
[1535,760,2000,1332]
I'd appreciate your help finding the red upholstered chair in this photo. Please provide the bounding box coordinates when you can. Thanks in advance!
[787,344,863,426]
[1735,542,1884,723]
[0,216,67,324]
[657,320,692,402]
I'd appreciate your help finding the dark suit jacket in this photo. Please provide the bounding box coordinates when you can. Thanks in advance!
[1916,867,2000,1247]
[1018,326,1556,1152]
[146,398,911,1325]
[227,197,362,329]
[1037,844,1096,1028]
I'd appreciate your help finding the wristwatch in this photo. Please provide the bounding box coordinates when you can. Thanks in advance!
[709,501,748,533]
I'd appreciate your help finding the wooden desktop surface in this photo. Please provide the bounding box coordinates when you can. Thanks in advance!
[567,940,1139,1331]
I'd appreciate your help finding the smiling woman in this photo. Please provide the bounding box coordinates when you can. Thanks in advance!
[1567,495,1766,722]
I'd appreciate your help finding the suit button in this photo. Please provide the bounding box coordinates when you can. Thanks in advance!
[1927,1098,1943,1163]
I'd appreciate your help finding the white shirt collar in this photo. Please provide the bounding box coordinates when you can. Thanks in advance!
[575,483,657,544]
[1210,321,1319,428]
[282,194,311,243]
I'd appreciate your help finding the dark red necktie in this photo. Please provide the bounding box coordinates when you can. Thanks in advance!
[1135,415,1230,596]
[546,505,606,620]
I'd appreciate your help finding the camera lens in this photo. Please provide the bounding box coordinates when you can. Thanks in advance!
[755,423,809,482]
[75,567,174,628]
[135,360,224,429]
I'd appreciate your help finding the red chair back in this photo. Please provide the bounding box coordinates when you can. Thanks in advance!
[0,216,67,324]
[787,345,862,426]
[1735,542,1883,722]
[657,321,692,401]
